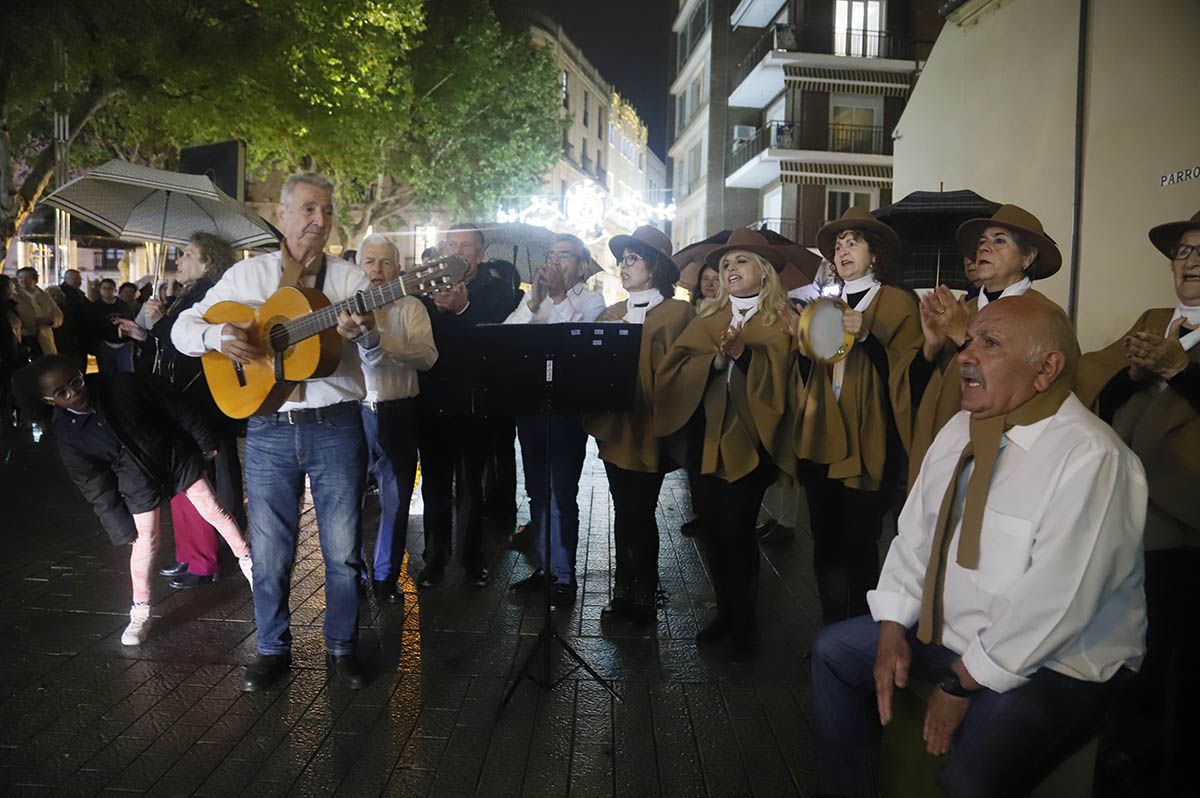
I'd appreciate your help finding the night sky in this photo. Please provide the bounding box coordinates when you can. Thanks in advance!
[501,0,674,159]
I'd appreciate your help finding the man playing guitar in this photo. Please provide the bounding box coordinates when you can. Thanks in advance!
[172,172,383,692]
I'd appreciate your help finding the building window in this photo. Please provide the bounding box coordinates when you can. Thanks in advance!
[830,95,883,153]
[561,69,570,109]
[676,0,711,73]
[598,108,605,139]
[608,122,616,145]
[562,129,571,156]
[835,0,884,57]
[583,91,590,127]
[826,187,877,222]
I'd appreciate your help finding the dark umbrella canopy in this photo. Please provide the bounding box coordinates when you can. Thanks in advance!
[873,190,1001,290]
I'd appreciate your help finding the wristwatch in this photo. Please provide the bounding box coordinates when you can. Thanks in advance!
[938,671,984,698]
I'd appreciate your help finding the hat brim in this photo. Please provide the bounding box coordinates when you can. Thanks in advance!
[815,217,903,261]
[703,243,786,272]
[955,219,1062,280]
[610,235,681,283]
[1148,220,1200,259]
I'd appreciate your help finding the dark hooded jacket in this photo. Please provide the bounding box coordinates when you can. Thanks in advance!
[51,372,217,545]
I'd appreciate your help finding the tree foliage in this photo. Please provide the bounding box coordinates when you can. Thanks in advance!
[0,0,561,262]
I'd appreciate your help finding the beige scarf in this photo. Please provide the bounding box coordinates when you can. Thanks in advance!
[916,378,1072,644]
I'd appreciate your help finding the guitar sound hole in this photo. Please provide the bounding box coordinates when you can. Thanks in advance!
[267,323,290,353]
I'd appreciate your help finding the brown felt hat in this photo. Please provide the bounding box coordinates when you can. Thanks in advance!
[703,228,786,272]
[1148,210,1200,258]
[609,225,680,283]
[815,206,903,262]
[955,204,1062,280]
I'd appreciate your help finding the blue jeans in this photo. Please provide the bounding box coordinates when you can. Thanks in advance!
[244,410,366,656]
[361,400,418,583]
[516,414,587,586]
[810,614,1112,798]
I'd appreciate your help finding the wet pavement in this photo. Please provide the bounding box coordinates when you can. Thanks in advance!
[0,428,838,796]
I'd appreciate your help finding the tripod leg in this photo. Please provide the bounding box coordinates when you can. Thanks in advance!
[552,632,621,700]
[496,627,552,717]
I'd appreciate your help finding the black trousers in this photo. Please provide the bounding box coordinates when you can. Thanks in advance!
[417,411,490,574]
[605,462,665,608]
[695,461,775,641]
[482,416,518,524]
[805,476,886,625]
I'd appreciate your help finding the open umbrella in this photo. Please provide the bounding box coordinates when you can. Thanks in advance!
[673,227,821,292]
[40,159,279,280]
[479,222,554,284]
[872,189,1001,290]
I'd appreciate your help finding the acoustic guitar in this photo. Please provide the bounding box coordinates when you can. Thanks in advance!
[202,256,467,419]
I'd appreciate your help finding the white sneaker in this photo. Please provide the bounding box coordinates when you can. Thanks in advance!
[239,554,254,592]
[121,603,152,646]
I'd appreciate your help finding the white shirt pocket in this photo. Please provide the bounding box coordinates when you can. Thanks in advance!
[970,508,1035,595]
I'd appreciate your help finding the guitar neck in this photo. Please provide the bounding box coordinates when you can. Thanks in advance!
[276,274,423,347]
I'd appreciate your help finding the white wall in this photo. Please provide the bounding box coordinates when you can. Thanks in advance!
[894,0,1200,352]
[1075,0,1200,350]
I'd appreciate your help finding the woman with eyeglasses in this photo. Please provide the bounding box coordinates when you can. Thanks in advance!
[653,229,800,660]
[1074,209,1200,795]
[113,232,248,589]
[906,204,1062,486]
[584,226,693,627]
[14,356,253,646]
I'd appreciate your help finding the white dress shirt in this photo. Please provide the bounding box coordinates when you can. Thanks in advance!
[503,282,606,324]
[359,296,437,404]
[867,393,1148,692]
[171,250,378,411]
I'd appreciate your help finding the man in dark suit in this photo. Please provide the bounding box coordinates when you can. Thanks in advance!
[416,223,520,587]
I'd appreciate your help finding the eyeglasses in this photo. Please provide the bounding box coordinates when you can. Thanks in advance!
[44,374,85,402]
[1170,243,1200,260]
[546,251,578,263]
[620,253,646,267]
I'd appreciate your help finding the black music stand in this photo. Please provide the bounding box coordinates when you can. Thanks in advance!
[472,322,642,715]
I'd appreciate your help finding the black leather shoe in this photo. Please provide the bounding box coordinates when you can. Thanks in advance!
[624,603,657,627]
[509,569,546,593]
[372,579,403,604]
[549,583,577,608]
[326,653,366,689]
[679,518,702,538]
[696,616,731,645]
[467,567,489,588]
[600,597,633,618]
[241,654,290,692]
[158,562,188,578]
[169,572,218,589]
[416,566,444,588]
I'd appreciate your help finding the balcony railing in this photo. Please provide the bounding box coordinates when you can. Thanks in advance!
[728,119,891,176]
[829,123,887,155]
[732,23,915,91]
[751,217,799,242]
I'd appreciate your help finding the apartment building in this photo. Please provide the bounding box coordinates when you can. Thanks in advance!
[668,0,942,251]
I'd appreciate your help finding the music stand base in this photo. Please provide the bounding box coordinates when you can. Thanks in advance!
[496,622,621,717]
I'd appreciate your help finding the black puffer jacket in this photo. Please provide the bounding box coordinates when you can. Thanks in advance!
[51,373,218,545]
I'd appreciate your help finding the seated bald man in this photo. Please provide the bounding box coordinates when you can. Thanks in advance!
[810,294,1148,798]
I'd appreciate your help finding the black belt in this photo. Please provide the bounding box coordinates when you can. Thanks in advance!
[362,396,417,413]
[266,400,360,425]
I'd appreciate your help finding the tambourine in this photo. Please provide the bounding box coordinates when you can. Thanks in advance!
[797,296,855,364]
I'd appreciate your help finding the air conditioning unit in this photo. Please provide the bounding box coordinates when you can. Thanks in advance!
[732,124,756,145]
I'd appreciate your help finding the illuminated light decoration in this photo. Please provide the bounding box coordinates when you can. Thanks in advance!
[496,179,676,245]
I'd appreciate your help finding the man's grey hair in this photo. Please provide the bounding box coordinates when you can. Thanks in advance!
[358,233,400,263]
[1024,298,1080,377]
[280,172,334,206]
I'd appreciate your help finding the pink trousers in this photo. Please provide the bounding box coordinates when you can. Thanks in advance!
[128,477,249,604]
